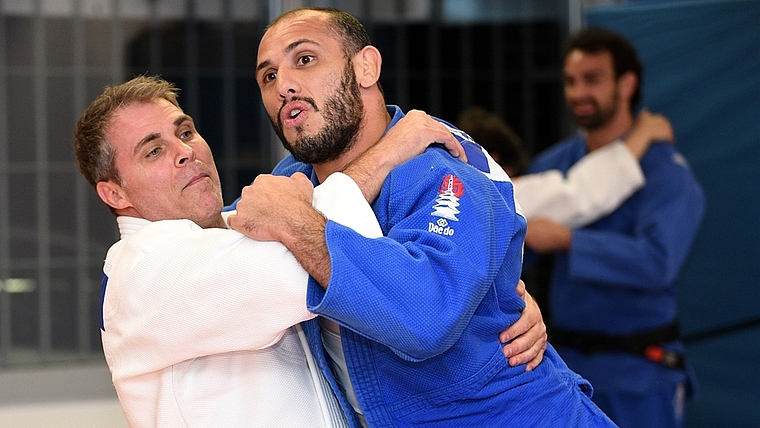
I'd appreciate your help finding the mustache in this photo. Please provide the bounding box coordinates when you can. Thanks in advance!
[274,96,319,131]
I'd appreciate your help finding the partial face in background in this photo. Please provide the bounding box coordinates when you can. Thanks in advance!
[256,10,364,164]
[100,99,223,228]
[563,49,622,130]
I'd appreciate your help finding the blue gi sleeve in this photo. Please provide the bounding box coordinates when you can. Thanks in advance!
[306,149,526,361]
[568,145,705,289]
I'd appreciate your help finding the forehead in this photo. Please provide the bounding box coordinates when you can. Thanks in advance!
[564,49,614,75]
[259,11,338,57]
[108,99,182,149]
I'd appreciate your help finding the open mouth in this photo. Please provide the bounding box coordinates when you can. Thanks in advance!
[280,98,317,127]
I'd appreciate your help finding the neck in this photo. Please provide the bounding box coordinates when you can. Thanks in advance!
[116,209,226,229]
[207,214,227,229]
[585,109,635,151]
[313,101,392,183]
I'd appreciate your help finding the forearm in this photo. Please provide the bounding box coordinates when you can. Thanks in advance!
[229,172,384,288]
[515,141,644,228]
[277,202,333,287]
[342,142,399,203]
[341,110,466,203]
[624,109,675,158]
[569,229,669,287]
[104,227,315,371]
[624,133,650,159]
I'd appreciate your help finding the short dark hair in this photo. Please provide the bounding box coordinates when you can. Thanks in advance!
[268,8,372,59]
[565,27,644,111]
[456,106,528,176]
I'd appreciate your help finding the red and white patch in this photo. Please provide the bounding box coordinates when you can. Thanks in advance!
[431,174,463,223]
[438,174,465,198]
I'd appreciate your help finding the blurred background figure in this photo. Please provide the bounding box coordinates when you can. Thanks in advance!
[523,27,705,428]
[456,106,529,177]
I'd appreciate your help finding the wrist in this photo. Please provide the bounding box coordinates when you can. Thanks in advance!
[279,203,327,249]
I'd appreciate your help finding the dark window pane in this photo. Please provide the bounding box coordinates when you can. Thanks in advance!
[502,81,526,141]
[7,75,35,163]
[533,80,564,153]
[471,25,493,73]
[49,171,77,241]
[51,267,78,351]
[9,173,37,235]
[407,24,428,72]
[10,270,39,348]
[85,20,113,67]
[408,77,430,112]
[160,21,187,69]
[233,22,260,69]
[532,21,561,69]
[499,24,524,74]
[198,22,223,69]
[440,82,464,125]
[473,78,495,111]
[45,18,74,67]
[6,17,34,67]
[124,20,150,69]
[438,25,462,74]
[47,75,76,162]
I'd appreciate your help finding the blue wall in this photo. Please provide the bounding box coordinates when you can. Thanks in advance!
[586,1,760,426]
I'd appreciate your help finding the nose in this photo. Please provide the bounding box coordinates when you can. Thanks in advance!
[276,69,300,100]
[175,140,196,167]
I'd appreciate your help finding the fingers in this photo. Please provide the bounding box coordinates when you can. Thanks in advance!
[502,327,548,370]
[289,172,316,204]
[500,308,548,370]
[439,132,468,162]
[523,341,547,371]
[401,110,467,162]
[500,284,548,370]
[515,279,526,297]
[636,109,675,143]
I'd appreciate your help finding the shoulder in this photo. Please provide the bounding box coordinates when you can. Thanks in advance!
[641,143,698,177]
[388,147,512,210]
[528,136,584,172]
[641,143,704,198]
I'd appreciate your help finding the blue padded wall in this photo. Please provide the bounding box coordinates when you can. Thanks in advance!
[586,1,760,426]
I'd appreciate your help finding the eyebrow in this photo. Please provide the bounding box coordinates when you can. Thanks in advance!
[133,114,193,156]
[255,38,319,74]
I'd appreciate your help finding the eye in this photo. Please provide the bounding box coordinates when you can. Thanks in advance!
[262,71,276,84]
[147,147,161,158]
[297,55,314,66]
[180,130,193,139]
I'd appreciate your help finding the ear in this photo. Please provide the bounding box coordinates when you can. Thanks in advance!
[354,45,382,89]
[96,180,133,211]
[618,71,638,103]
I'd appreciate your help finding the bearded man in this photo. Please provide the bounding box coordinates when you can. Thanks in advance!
[523,27,705,428]
[227,8,616,428]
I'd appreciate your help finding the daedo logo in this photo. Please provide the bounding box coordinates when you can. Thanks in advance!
[429,174,463,236]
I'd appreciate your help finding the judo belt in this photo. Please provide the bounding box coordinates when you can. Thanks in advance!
[549,322,685,369]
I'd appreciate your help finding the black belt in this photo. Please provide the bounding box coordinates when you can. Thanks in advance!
[550,322,685,369]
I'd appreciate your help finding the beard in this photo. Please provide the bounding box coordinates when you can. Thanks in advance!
[569,90,620,131]
[270,61,364,165]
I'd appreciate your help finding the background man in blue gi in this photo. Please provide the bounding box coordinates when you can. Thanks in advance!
[227,7,616,427]
[523,27,705,428]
